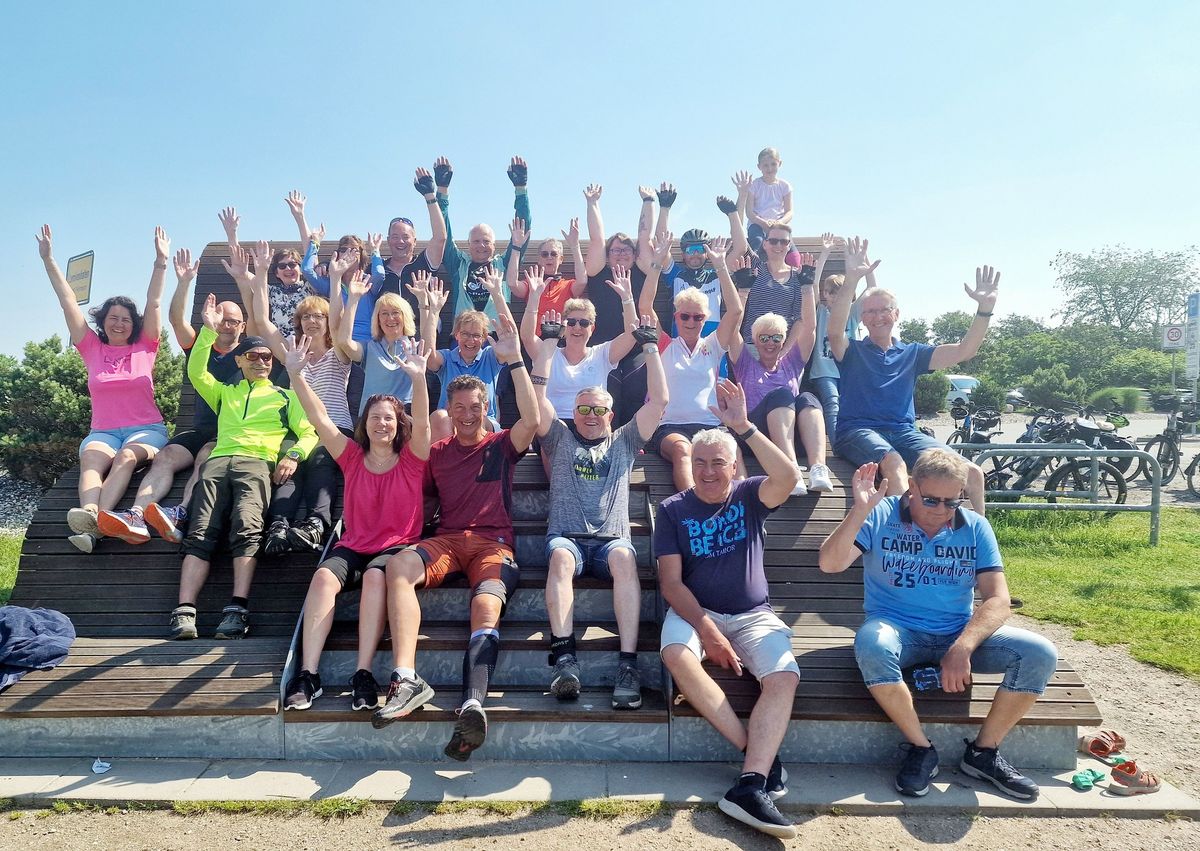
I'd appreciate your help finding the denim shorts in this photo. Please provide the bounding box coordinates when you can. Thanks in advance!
[79,422,169,456]
[853,616,1058,694]
[545,535,636,580]
[834,426,942,468]
[660,606,800,680]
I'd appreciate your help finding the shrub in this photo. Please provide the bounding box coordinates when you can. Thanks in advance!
[1023,364,1087,409]
[1088,386,1143,413]
[969,375,1006,410]
[914,371,950,417]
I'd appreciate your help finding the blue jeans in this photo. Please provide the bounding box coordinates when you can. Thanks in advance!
[834,426,942,468]
[854,617,1058,695]
[545,535,635,580]
[809,375,840,441]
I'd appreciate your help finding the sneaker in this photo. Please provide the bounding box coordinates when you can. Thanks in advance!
[68,532,98,554]
[284,670,323,710]
[444,703,488,761]
[550,654,581,701]
[169,605,198,640]
[960,739,1039,800]
[612,660,643,710]
[350,669,381,711]
[789,466,807,496]
[807,463,834,493]
[717,776,797,840]
[66,506,99,535]
[261,519,291,556]
[895,742,939,797]
[766,756,789,800]
[214,605,250,639]
[97,509,150,544]
[286,516,327,552]
[372,673,435,728]
[144,503,186,544]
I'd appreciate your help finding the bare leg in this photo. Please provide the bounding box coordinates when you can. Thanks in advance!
[355,568,388,673]
[384,551,426,670]
[98,444,156,511]
[766,407,798,465]
[743,671,799,775]
[975,689,1038,748]
[659,434,695,492]
[545,548,576,638]
[796,407,827,467]
[78,446,115,511]
[609,548,640,655]
[867,682,932,747]
[469,593,502,632]
[134,444,193,510]
[230,555,257,599]
[178,555,211,605]
[662,644,747,751]
[300,567,342,673]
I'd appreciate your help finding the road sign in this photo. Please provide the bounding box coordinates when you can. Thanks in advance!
[1186,293,1200,381]
[1163,324,1185,351]
[66,251,94,305]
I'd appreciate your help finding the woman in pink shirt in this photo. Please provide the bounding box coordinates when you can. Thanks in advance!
[37,225,170,553]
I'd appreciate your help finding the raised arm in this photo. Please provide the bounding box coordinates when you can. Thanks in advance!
[493,313,540,451]
[732,170,752,228]
[220,243,259,335]
[635,185,655,265]
[638,232,673,327]
[168,247,200,348]
[285,190,312,244]
[819,462,887,572]
[414,167,448,269]
[604,265,641,363]
[712,240,745,351]
[828,236,880,361]
[334,272,370,362]
[479,266,517,330]
[583,184,607,277]
[633,318,668,441]
[562,217,588,295]
[219,206,240,252]
[519,267,548,358]
[246,241,288,359]
[187,296,225,411]
[710,379,799,508]
[781,253,817,360]
[417,272,448,373]
[506,218,530,299]
[504,156,531,271]
[143,226,169,341]
[282,334,350,458]
[929,266,999,370]
[720,191,750,259]
[35,225,89,345]
[395,339,433,460]
[653,182,675,245]
[530,315,562,438]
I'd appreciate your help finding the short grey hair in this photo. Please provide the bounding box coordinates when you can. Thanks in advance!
[574,386,614,407]
[691,428,737,459]
[911,447,970,486]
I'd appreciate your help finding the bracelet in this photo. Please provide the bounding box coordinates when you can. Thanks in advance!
[976,311,993,318]
[153,262,168,270]
[621,298,634,305]
[426,197,438,205]
[531,374,547,385]
[507,360,527,370]
[734,424,758,441]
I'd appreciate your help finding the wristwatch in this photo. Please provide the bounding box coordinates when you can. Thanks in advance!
[285,449,302,461]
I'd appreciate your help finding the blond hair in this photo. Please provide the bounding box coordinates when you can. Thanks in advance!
[452,310,491,334]
[293,296,333,349]
[911,447,971,487]
[673,288,709,314]
[758,147,781,163]
[562,298,597,321]
[371,294,416,340]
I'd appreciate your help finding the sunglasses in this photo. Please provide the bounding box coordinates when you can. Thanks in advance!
[565,318,593,328]
[682,243,707,255]
[757,333,785,344]
[919,495,966,509]
[275,261,299,270]
[765,237,791,247]
[241,351,273,363]
[676,312,706,323]
[540,250,559,258]
[575,404,610,416]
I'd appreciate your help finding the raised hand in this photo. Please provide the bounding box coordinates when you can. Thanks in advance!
[218,207,240,243]
[200,293,222,331]
[540,308,563,340]
[174,248,199,283]
[250,240,272,276]
[154,226,170,262]
[479,267,505,299]
[220,244,252,284]
[656,182,677,208]
[282,333,312,374]
[850,462,889,511]
[706,236,730,267]
[638,185,655,202]
[524,266,547,301]
[394,338,430,377]
[492,313,521,362]
[964,265,1000,312]
[366,232,383,256]
[433,156,453,190]
[328,248,358,282]
[425,275,449,314]
[35,224,53,260]
[413,167,435,197]
[731,170,753,194]
[607,264,633,301]
[708,379,750,430]
[820,231,837,255]
[347,270,373,299]
[405,268,433,309]
[716,195,737,214]
[583,183,603,204]
[650,231,673,266]
[561,217,581,248]
[843,236,881,283]
[311,222,326,245]
[285,190,306,217]
[507,155,528,187]
[509,216,528,249]
[632,314,659,346]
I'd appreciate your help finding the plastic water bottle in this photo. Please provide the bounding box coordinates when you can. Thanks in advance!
[912,666,942,691]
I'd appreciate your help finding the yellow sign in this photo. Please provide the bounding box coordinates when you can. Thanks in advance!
[66,251,94,305]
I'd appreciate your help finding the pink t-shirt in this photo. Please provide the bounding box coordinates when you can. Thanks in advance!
[75,332,163,431]
[335,441,427,554]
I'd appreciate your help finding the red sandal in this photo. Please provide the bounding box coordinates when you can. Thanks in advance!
[1078,730,1128,763]
[1109,760,1162,796]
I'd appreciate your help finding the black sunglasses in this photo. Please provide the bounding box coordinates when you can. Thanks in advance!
[765,237,791,247]
[676,312,706,322]
[565,318,593,328]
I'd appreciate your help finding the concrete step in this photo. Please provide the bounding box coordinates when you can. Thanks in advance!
[336,583,658,622]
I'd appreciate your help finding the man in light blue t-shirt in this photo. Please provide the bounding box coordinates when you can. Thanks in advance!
[820,448,1057,802]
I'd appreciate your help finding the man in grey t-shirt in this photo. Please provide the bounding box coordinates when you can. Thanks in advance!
[531,313,668,710]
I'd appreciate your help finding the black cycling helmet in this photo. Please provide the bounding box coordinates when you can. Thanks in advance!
[680,228,711,248]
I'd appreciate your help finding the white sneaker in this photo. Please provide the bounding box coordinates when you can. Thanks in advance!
[68,532,97,553]
[790,466,807,496]
[808,463,834,492]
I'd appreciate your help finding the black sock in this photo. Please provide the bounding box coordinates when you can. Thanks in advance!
[618,651,638,664]
[549,633,576,664]
[178,602,196,610]
[736,772,767,791]
[231,596,249,609]
[463,631,500,705]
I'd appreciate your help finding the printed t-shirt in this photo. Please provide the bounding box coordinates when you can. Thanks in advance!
[426,429,526,544]
[542,418,644,540]
[335,441,427,553]
[75,332,162,431]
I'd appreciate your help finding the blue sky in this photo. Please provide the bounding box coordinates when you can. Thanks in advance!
[3,0,1198,357]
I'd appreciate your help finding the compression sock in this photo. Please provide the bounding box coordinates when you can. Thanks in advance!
[462,628,500,705]
[231,596,249,609]
[619,651,638,665]
[549,633,576,664]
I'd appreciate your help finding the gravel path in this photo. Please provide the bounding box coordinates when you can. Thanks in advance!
[0,471,43,534]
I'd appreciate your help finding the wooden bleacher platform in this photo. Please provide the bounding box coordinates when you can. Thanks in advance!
[1,237,1100,767]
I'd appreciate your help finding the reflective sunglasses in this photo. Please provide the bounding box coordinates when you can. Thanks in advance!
[682,243,707,255]
[275,261,299,270]
[676,312,706,323]
[919,495,966,509]
[765,237,791,247]
[241,351,273,363]
[565,318,593,328]
[757,333,785,344]
[575,404,610,416]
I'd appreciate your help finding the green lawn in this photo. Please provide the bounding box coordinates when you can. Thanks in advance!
[0,533,22,606]
[993,507,1200,678]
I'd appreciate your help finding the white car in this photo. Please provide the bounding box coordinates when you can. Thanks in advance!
[945,374,979,408]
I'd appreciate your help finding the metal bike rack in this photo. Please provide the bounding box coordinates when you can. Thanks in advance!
[951,444,1162,545]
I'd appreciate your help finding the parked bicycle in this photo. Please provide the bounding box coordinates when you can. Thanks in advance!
[1140,401,1200,485]
[946,402,1002,460]
[1070,400,1140,477]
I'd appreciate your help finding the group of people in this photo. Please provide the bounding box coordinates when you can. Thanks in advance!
[37,146,1059,839]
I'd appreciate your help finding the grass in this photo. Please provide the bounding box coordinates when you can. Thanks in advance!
[0,532,22,606]
[171,798,371,819]
[992,506,1200,677]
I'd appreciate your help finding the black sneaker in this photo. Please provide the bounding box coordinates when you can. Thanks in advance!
[286,516,326,552]
[960,739,1039,800]
[350,669,381,711]
[262,519,291,556]
[896,742,939,797]
[611,660,642,710]
[717,775,797,839]
[214,605,250,639]
[766,755,789,800]
[550,654,581,701]
[372,672,435,728]
[444,704,488,761]
[284,670,323,710]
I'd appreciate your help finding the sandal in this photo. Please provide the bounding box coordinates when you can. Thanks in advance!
[1070,768,1106,791]
[1109,760,1162,796]
[1078,730,1128,763]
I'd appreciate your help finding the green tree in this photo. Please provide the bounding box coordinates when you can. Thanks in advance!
[914,371,950,416]
[1023,364,1087,408]
[897,318,929,344]
[930,311,974,345]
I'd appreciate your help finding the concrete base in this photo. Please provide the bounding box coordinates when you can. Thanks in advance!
[0,714,285,759]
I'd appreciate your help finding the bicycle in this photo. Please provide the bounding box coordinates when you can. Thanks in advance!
[946,402,1002,460]
[1070,401,1140,477]
[1140,402,1200,485]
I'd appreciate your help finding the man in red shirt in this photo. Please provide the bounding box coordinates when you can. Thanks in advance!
[372,314,540,761]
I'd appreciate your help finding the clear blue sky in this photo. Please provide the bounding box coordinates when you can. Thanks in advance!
[4,0,1198,357]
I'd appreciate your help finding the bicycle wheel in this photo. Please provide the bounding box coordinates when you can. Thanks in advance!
[946,429,966,447]
[1186,455,1200,499]
[1141,436,1179,485]
[1045,460,1127,514]
[1098,435,1135,476]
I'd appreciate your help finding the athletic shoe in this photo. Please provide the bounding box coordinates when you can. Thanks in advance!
[214,605,250,639]
[550,654,581,701]
[807,463,834,493]
[960,739,1039,800]
[262,519,291,556]
[612,660,643,710]
[68,532,98,554]
[350,669,381,711]
[97,509,150,545]
[372,673,435,728]
[66,507,99,535]
[717,776,797,840]
[284,670,323,710]
[444,704,488,761]
[169,605,198,640]
[789,466,807,496]
[766,756,789,800]
[144,503,187,543]
[895,742,939,797]
[286,516,326,552]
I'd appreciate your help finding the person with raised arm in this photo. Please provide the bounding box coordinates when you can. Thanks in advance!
[222,202,313,334]
[436,156,532,319]
[737,220,817,341]
[170,294,318,641]
[380,164,449,323]
[99,247,245,546]
[828,237,995,512]
[333,267,418,416]
[804,234,862,440]
[519,217,588,326]
[37,225,170,553]
[819,449,1057,800]
[655,380,800,839]
[530,308,667,709]
[727,248,833,495]
[743,148,794,255]
[281,333,432,713]
[372,314,539,763]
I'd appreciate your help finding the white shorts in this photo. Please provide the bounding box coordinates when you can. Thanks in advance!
[660,606,800,680]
